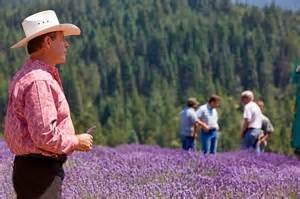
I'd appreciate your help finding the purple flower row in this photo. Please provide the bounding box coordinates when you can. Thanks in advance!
[0,141,299,198]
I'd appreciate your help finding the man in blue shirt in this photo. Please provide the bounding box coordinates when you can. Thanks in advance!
[180,98,209,151]
[196,95,221,154]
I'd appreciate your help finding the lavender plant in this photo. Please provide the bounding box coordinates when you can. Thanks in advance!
[0,141,299,198]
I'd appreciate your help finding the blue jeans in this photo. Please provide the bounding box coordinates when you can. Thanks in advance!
[200,129,219,154]
[242,128,262,152]
[181,135,195,151]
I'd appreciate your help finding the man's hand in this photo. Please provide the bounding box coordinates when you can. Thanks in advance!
[240,130,245,139]
[203,125,210,132]
[197,120,209,132]
[258,138,267,147]
[240,119,249,139]
[75,134,93,152]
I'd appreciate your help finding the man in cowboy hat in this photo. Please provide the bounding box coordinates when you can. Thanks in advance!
[5,10,93,198]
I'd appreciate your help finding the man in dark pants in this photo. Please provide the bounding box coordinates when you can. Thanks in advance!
[13,155,66,198]
[5,10,93,198]
[179,98,209,151]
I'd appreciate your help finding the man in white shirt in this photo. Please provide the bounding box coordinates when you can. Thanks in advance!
[240,90,263,152]
[196,95,221,154]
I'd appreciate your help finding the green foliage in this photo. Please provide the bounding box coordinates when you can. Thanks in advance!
[0,0,298,154]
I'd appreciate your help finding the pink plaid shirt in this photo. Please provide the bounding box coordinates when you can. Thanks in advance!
[4,58,78,156]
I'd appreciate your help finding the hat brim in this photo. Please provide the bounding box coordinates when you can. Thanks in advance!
[11,23,80,48]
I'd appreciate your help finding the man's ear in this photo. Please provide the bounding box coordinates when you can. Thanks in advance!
[43,36,53,48]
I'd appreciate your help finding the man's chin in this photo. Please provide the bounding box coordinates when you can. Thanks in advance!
[57,58,66,65]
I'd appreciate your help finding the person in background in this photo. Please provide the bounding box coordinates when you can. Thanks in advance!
[256,100,274,152]
[5,10,93,198]
[197,95,221,154]
[240,90,263,152]
[180,97,209,151]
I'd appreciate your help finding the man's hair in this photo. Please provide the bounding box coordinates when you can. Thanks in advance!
[208,95,220,103]
[27,31,58,54]
[256,100,264,110]
[241,90,254,101]
[187,97,199,108]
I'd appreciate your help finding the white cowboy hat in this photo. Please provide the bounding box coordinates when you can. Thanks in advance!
[11,10,80,48]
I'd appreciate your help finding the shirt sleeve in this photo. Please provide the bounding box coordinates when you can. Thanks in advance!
[266,118,274,133]
[189,109,198,124]
[24,80,78,155]
[196,107,204,119]
[215,110,218,122]
[243,105,252,121]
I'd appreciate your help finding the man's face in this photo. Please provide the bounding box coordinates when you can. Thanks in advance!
[211,100,220,109]
[257,101,264,111]
[47,31,69,64]
[193,104,199,110]
[241,96,250,105]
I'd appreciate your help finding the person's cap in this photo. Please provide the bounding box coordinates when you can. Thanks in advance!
[187,97,199,107]
[11,10,80,48]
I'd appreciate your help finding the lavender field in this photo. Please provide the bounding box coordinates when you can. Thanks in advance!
[0,140,300,199]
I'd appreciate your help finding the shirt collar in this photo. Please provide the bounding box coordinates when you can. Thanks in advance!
[23,58,63,88]
[207,103,213,110]
[24,57,56,73]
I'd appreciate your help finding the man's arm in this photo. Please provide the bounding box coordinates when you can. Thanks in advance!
[24,80,92,154]
[259,117,273,144]
[190,108,209,136]
[191,119,209,138]
[240,118,249,138]
[196,119,209,132]
[258,133,270,143]
[191,123,198,138]
[195,107,210,132]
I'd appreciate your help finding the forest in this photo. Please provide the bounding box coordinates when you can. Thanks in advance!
[0,0,299,154]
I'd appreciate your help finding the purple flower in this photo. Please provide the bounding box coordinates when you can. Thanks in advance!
[0,141,299,198]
